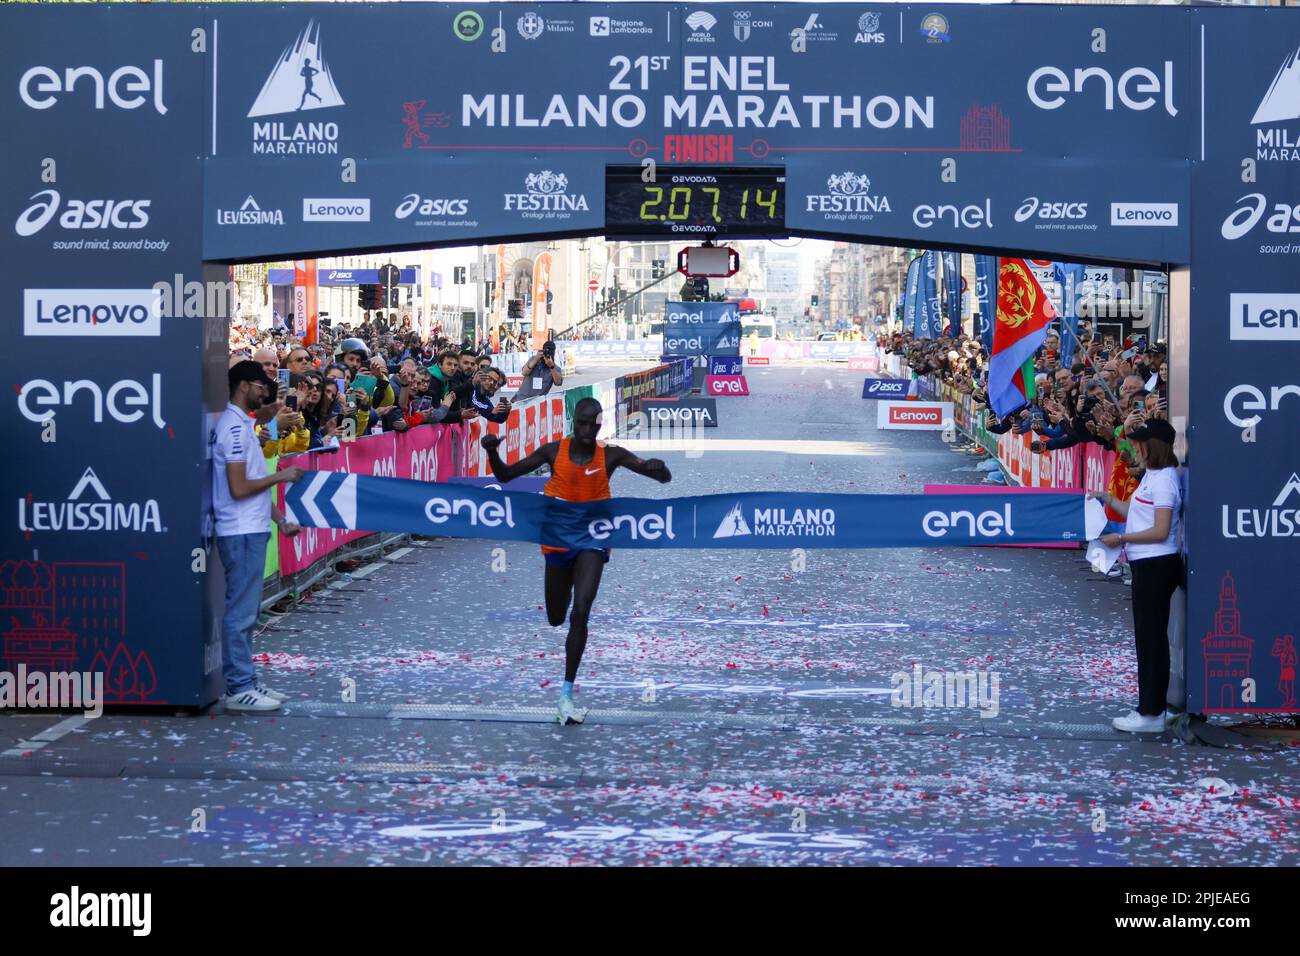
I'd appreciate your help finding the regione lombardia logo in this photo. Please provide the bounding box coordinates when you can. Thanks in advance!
[247,20,344,118]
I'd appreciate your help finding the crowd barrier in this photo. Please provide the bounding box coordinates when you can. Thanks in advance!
[259,357,691,605]
[881,353,1116,497]
[565,338,881,363]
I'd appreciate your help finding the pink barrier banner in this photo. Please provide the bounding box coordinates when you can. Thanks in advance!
[275,423,463,574]
[459,395,566,478]
[706,374,750,396]
[923,483,1081,549]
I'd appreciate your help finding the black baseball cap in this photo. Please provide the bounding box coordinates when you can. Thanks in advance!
[1128,419,1176,444]
[228,359,276,393]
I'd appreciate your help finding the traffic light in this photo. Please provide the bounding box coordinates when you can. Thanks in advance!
[387,286,400,308]
[545,290,553,314]
[811,294,819,306]
[652,259,665,279]
[453,266,466,285]
[507,299,524,319]
[358,284,383,310]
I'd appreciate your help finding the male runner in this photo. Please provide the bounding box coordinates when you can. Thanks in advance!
[480,397,671,724]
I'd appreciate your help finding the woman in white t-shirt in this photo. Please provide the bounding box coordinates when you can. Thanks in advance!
[1090,418,1183,734]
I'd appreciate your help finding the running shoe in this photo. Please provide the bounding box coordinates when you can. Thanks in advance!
[555,696,588,725]
[1112,710,1165,733]
[224,688,282,713]
[256,684,288,703]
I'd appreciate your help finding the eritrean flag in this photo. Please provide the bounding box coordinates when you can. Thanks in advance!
[988,258,1056,417]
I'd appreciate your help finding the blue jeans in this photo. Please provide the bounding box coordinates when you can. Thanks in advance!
[217,533,269,695]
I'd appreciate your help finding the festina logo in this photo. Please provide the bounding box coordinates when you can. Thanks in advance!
[18,467,164,534]
[1221,473,1300,538]
[252,120,340,155]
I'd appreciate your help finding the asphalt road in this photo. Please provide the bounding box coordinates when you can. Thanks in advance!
[1,365,1296,866]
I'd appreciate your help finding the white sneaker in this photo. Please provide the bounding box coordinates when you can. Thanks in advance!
[555,696,588,725]
[1113,710,1165,733]
[1162,709,1183,726]
[224,688,282,713]
[256,684,288,703]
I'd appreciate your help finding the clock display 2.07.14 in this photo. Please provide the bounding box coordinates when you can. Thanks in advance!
[605,166,786,238]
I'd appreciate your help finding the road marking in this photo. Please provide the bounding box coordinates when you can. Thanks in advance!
[385,547,414,561]
[1,714,91,758]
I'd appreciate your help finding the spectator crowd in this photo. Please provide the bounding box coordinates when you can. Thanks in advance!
[226,311,556,459]
[882,319,1173,530]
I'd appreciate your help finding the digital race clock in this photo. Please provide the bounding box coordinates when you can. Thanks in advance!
[604,165,786,238]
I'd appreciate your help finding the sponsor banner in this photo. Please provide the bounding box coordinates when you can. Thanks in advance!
[448,475,547,494]
[924,484,1080,549]
[569,339,662,358]
[709,354,742,376]
[285,478,1093,548]
[848,357,880,371]
[267,267,419,286]
[275,421,463,574]
[746,355,771,366]
[23,288,162,337]
[705,374,749,397]
[292,258,317,344]
[861,378,910,400]
[877,400,952,430]
[641,397,719,427]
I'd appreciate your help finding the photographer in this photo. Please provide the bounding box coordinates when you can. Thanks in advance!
[513,340,563,401]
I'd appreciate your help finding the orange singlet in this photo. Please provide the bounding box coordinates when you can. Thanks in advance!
[541,439,611,555]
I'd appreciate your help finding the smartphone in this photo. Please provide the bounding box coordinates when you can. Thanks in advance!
[352,374,378,395]
[277,369,291,391]
[285,393,298,411]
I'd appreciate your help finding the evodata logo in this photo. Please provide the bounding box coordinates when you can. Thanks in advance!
[18,467,164,535]
[20,61,166,114]
[15,190,150,237]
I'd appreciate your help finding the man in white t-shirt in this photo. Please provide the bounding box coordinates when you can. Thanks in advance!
[212,361,305,713]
